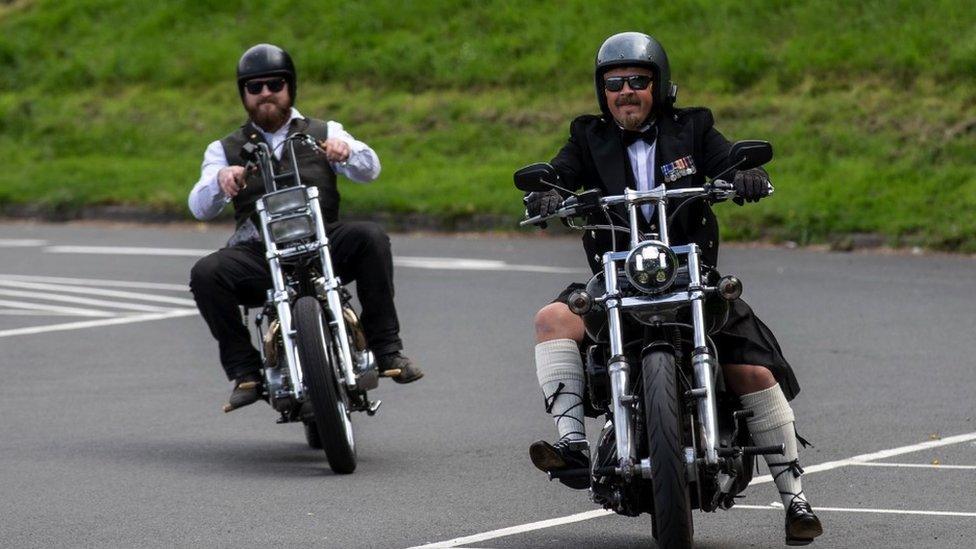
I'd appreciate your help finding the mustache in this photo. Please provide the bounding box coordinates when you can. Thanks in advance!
[614,95,642,107]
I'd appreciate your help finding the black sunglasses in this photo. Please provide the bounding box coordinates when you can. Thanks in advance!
[604,75,652,92]
[244,78,287,95]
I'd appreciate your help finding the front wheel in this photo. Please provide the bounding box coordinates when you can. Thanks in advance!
[293,296,357,474]
[642,350,694,549]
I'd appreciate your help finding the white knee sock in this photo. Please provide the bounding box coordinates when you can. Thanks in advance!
[535,339,586,443]
[740,385,807,508]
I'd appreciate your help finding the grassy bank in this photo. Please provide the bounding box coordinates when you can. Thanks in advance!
[1,0,974,249]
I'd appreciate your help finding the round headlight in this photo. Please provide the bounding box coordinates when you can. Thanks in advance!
[624,241,678,294]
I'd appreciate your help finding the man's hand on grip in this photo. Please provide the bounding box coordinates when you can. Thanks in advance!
[218,166,247,199]
[525,189,563,218]
[732,169,770,205]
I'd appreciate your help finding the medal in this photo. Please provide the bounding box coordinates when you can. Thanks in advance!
[661,155,697,183]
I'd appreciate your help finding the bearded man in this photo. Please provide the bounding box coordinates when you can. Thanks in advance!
[188,44,422,412]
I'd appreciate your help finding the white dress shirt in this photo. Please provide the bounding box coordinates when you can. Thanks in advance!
[623,124,658,221]
[187,107,381,221]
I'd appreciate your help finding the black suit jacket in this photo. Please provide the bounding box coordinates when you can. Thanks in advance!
[551,107,761,273]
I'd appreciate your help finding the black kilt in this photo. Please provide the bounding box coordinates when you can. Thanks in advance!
[554,283,800,400]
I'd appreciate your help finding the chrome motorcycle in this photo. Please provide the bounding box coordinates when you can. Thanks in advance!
[235,134,389,474]
[515,141,783,548]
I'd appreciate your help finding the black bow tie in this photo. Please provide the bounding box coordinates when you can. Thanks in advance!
[621,125,657,146]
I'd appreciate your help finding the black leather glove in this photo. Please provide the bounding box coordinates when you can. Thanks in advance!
[524,189,562,217]
[732,169,771,205]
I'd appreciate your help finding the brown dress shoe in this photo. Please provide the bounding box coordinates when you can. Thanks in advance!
[378,353,424,384]
[223,373,263,412]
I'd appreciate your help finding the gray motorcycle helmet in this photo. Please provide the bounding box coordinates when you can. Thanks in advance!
[594,32,676,118]
[236,43,297,101]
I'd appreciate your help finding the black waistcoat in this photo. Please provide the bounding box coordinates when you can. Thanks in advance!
[220,117,338,227]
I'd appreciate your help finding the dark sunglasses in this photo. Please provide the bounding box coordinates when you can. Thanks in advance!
[244,78,287,95]
[604,75,652,92]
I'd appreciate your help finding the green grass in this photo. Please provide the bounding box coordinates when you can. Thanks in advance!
[1,0,975,250]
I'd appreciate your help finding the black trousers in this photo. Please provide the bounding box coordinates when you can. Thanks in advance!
[190,221,402,380]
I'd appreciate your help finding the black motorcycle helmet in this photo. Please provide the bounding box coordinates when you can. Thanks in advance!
[594,32,676,119]
[236,43,297,101]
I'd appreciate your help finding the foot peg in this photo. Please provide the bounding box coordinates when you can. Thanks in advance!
[744,444,785,456]
[379,368,402,378]
[548,467,591,480]
[718,444,785,458]
[366,399,382,416]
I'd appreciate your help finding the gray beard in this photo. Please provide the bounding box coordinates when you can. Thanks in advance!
[617,112,646,130]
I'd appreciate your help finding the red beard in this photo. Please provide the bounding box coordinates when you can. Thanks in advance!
[248,98,291,132]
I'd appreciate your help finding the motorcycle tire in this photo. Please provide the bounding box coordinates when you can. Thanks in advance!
[642,350,694,549]
[304,420,323,450]
[293,296,357,474]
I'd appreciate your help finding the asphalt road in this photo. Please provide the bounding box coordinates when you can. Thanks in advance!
[1,221,974,549]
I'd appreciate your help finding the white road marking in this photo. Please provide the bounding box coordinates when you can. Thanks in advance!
[0,274,199,336]
[408,510,613,549]
[0,309,86,316]
[39,246,586,274]
[0,308,198,338]
[0,239,48,247]
[749,430,976,485]
[850,462,976,470]
[0,274,189,292]
[0,288,171,313]
[0,279,196,306]
[405,431,976,548]
[735,503,976,518]
[0,298,116,317]
[394,256,583,274]
[45,245,212,256]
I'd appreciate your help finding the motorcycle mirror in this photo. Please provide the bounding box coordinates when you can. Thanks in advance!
[513,162,560,192]
[729,140,773,170]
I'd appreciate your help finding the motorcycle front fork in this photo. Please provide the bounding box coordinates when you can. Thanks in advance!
[603,244,721,473]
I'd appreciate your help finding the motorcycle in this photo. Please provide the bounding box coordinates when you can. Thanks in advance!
[515,141,783,548]
[231,133,393,474]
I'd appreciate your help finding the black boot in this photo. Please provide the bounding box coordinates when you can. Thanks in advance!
[785,496,824,546]
[529,438,591,490]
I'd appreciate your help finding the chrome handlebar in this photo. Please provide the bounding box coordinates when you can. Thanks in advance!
[520,179,774,227]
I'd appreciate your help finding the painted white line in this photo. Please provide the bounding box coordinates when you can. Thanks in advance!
[39,246,585,274]
[0,309,198,338]
[407,510,613,549]
[0,288,171,313]
[407,431,976,548]
[749,431,976,485]
[45,245,211,257]
[394,256,583,274]
[0,309,83,316]
[850,462,976,470]
[0,274,188,292]
[0,279,196,306]
[735,503,976,518]
[0,239,48,247]
[0,298,116,318]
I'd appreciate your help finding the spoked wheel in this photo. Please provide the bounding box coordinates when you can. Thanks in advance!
[293,296,357,474]
[642,350,694,549]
